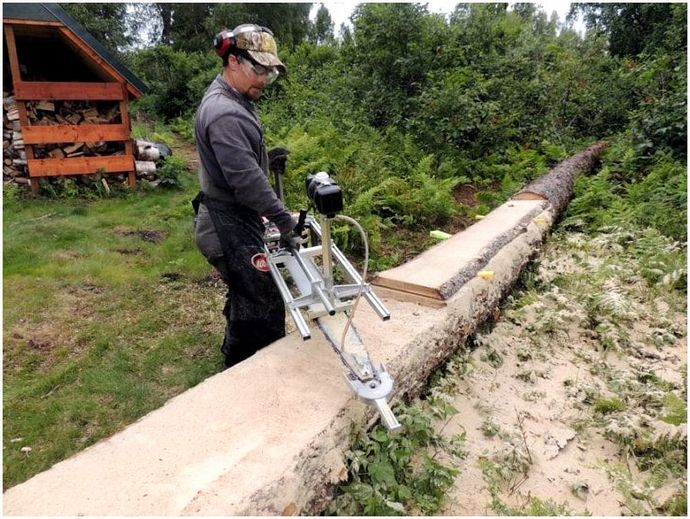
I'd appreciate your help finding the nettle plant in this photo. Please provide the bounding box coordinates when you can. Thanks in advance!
[328,400,467,515]
[327,368,471,516]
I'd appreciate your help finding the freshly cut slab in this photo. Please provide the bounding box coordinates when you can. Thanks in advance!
[372,142,607,305]
[372,199,547,302]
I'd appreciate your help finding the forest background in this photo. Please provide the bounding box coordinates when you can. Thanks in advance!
[3,1,687,500]
[62,1,686,257]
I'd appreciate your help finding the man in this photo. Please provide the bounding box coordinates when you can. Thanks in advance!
[194,24,301,368]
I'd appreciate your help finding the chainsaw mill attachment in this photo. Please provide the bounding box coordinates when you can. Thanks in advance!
[265,171,401,431]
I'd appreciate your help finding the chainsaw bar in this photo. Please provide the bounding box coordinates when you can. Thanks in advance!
[317,312,401,431]
[265,215,401,431]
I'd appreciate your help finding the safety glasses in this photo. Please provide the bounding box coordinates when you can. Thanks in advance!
[239,56,279,84]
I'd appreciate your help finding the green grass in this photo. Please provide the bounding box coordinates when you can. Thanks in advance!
[3,169,225,489]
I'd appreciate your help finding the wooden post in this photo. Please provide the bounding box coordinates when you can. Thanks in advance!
[4,23,38,194]
[120,83,136,187]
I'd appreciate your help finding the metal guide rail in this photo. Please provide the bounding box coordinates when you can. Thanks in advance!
[263,176,401,430]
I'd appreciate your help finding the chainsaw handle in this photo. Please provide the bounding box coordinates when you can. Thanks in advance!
[294,209,308,235]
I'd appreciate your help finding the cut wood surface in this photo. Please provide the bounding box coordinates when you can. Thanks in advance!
[373,143,607,305]
[372,200,548,302]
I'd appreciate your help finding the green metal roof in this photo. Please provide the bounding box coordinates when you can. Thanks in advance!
[3,2,148,94]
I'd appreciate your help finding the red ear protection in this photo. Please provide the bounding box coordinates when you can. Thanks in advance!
[213,30,234,58]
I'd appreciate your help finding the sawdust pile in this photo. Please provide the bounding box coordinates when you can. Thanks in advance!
[431,227,687,515]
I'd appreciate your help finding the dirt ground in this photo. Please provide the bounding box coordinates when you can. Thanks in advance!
[430,229,687,515]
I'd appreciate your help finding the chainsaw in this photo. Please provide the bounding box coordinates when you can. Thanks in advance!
[264,155,401,431]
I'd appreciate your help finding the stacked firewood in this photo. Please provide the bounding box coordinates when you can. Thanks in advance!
[26,99,125,160]
[3,94,29,185]
[134,139,171,186]
[3,91,173,188]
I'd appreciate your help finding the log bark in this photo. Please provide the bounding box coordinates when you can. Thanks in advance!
[514,141,608,215]
[135,160,156,175]
[136,144,161,162]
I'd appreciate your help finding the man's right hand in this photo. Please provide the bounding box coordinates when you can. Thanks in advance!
[280,231,304,251]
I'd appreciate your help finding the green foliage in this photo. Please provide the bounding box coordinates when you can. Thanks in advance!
[328,403,465,515]
[33,174,129,200]
[268,121,458,264]
[490,495,575,516]
[156,156,188,188]
[311,4,335,44]
[128,46,218,120]
[566,136,687,244]
[630,228,686,291]
[122,3,684,245]
[659,488,687,516]
[570,3,684,57]
[168,116,196,143]
[350,155,458,228]
[3,182,24,211]
[594,397,626,414]
[661,394,687,426]
[627,154,687,241]
[127,3,314,52]
[60,3,136,54]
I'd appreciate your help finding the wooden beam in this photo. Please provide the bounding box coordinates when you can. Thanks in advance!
[4,24,39,193]
[4,24,23,83]
[119,83,136,187]
[22,124,131,144]
[27,155,134,177]
[14,81,125,101]
[4,19,64,27]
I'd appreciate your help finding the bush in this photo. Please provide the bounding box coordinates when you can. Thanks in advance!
[627,153,687,241]
[128,46,217,120]
[156,156,188,188]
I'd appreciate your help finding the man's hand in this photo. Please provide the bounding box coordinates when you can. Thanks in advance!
[280,230,304,251]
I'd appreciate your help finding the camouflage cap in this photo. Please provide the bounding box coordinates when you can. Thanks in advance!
[233,24,287,74]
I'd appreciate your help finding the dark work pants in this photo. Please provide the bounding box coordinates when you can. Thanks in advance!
[202,196,285,366]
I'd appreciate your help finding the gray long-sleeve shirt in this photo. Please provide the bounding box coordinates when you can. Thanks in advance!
[196,75,293,224]
[194,75,294,260]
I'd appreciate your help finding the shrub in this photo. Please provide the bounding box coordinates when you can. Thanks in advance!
[627,153,687,241]
[156,156,188,188]
[129,46,217,120]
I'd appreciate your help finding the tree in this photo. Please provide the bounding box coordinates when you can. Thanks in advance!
[312,4,335,45]
[60,3,134,54]
[141,3,313,53]
[568,3,679,57]
[153,3,174,46]
[349,3,445,127]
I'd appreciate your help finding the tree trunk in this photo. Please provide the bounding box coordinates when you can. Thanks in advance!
[514,141,608,215]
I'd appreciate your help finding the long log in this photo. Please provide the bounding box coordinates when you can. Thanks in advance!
[514,141,608,215]
[3,202,559,516]
[372,143,607,305]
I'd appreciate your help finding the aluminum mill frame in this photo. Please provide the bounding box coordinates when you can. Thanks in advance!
[265,215,401,430]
